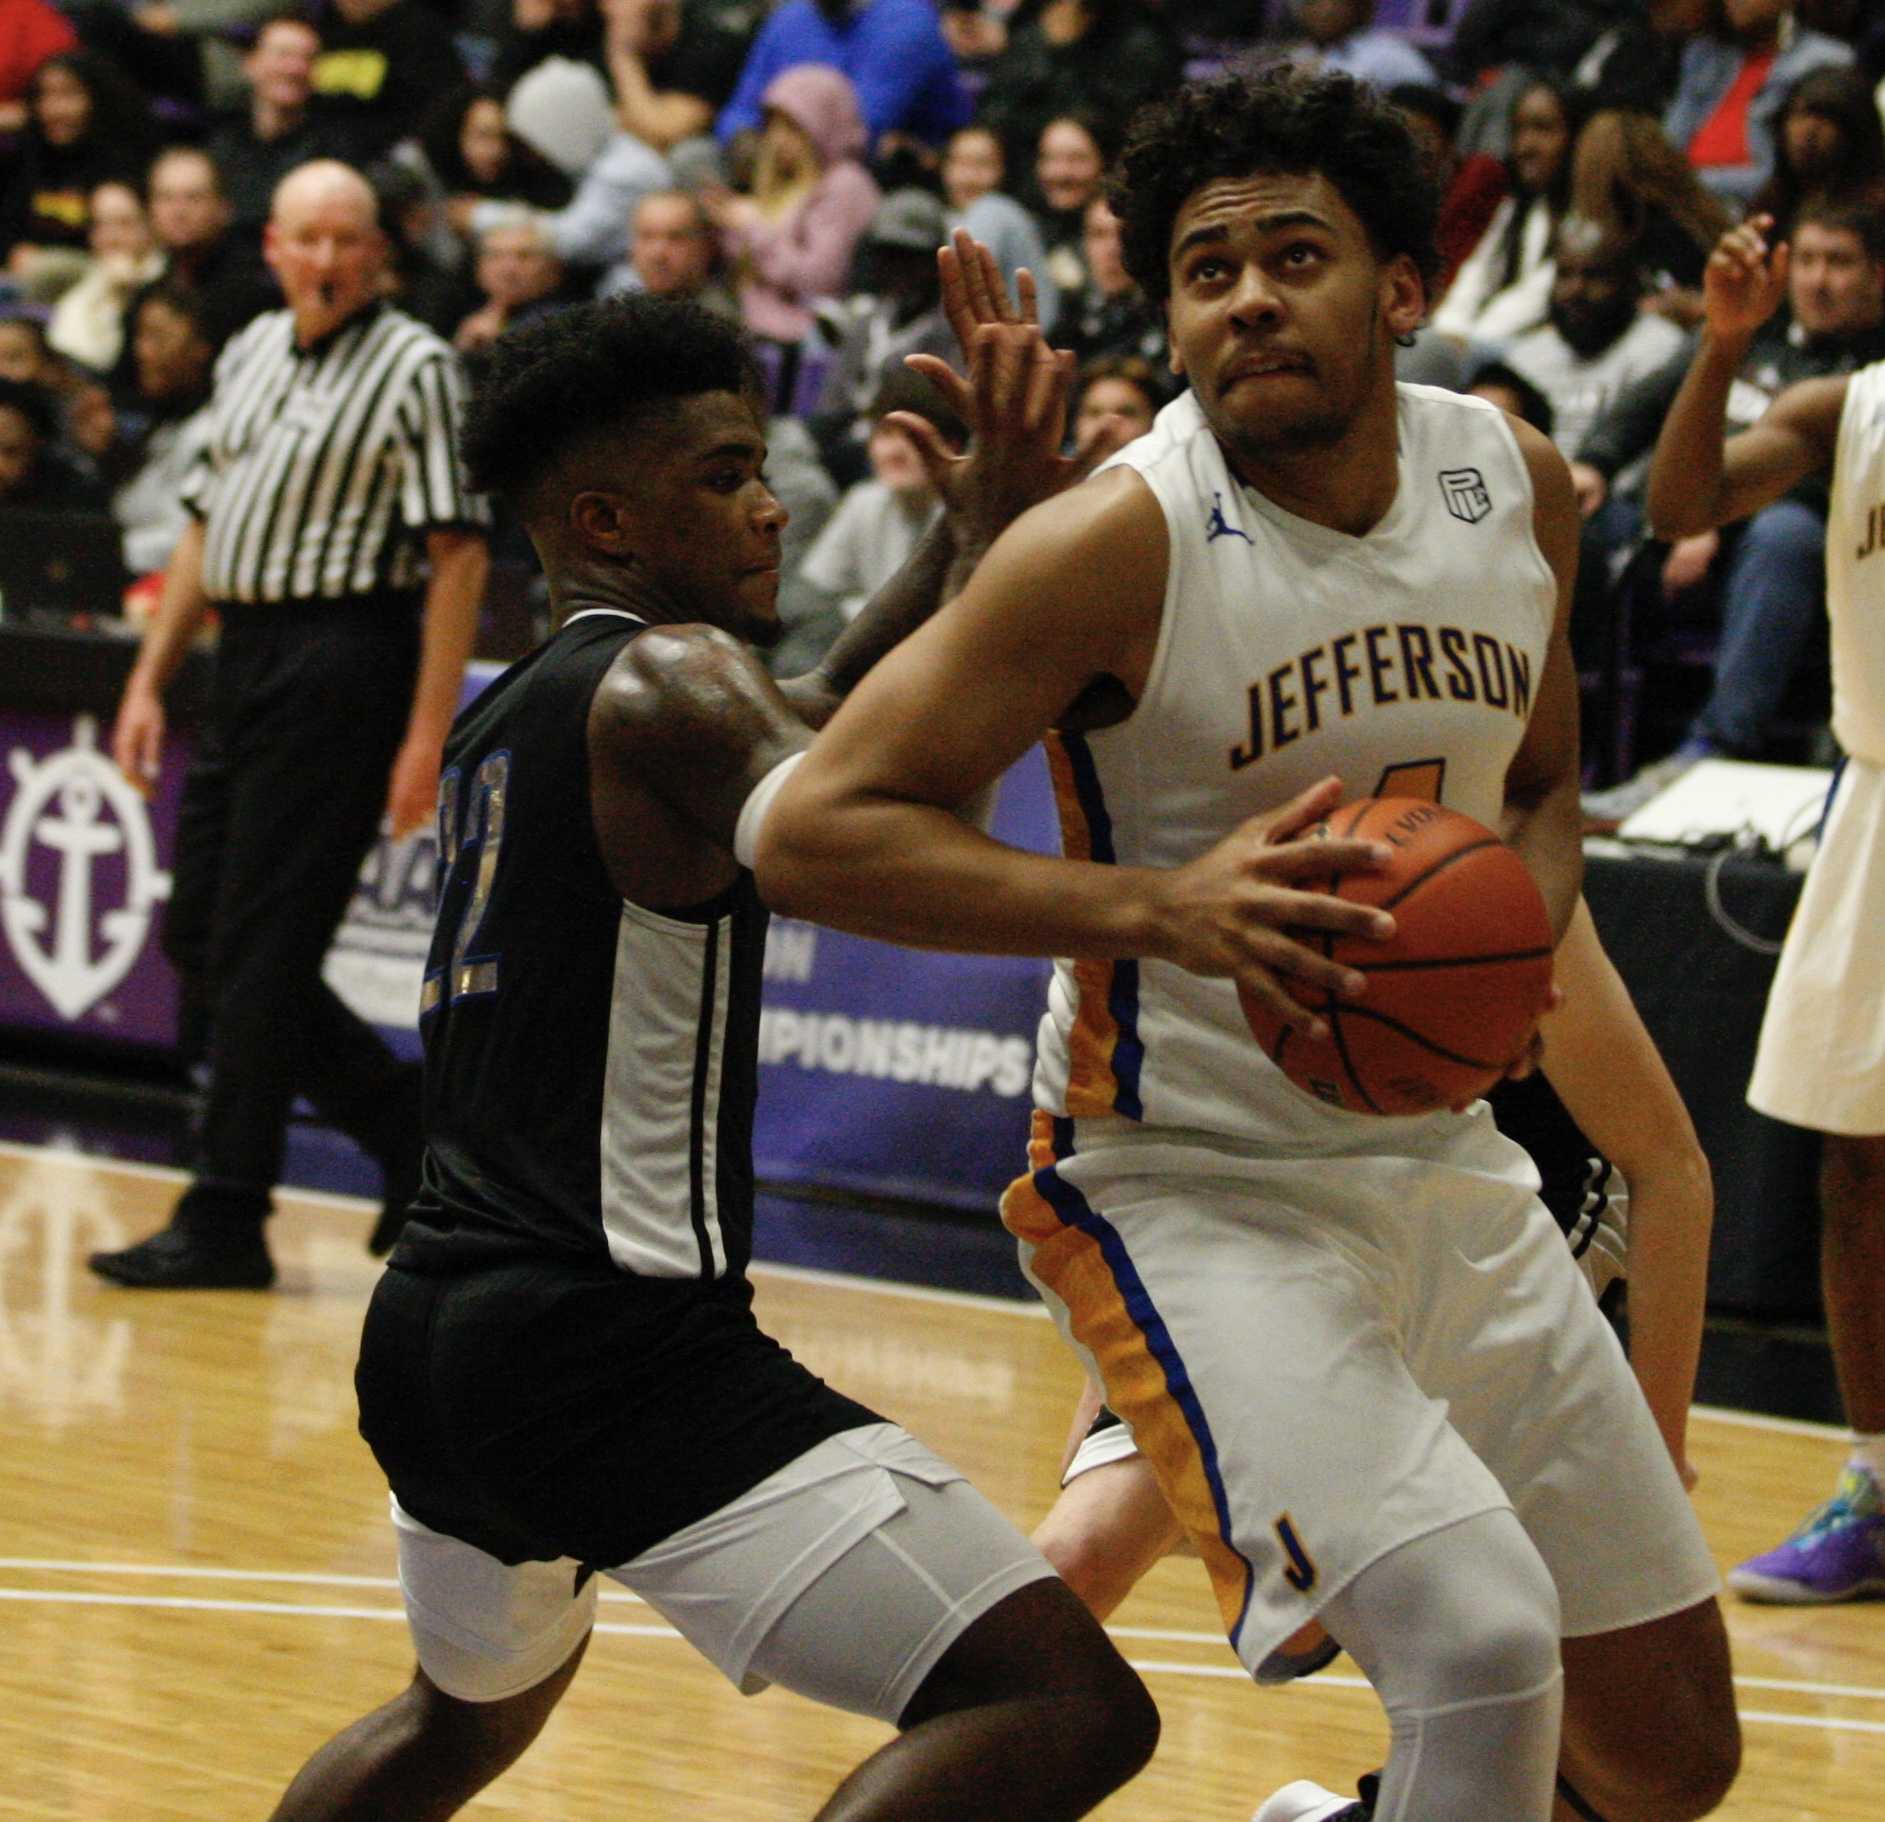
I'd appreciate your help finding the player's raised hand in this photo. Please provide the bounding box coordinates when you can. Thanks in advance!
[1148,776,1398,1041]
[893,230,1089,542]
[1702,215,1789,343]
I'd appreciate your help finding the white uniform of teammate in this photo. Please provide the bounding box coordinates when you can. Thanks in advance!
[1749,360,1885,1134]
[1001,384,1718,1677]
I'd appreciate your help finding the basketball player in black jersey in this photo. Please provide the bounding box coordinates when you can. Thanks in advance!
[268,255,1158,1820]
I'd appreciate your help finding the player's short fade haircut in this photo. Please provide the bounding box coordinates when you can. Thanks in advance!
[1112,66,1442,306]
[460,295,765,503]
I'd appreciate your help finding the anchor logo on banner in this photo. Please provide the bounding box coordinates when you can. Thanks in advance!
[1,716,171,1020]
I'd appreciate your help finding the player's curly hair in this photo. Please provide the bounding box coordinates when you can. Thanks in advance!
[460,296,764,503]
[1112,67,1442,306]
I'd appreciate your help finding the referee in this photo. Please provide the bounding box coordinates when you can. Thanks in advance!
[95,161,491,1290]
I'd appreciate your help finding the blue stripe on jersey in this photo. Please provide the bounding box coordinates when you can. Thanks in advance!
[1035,1115,1259,1650]
[1059,733,1147,1120]
[1818,754,1848,843]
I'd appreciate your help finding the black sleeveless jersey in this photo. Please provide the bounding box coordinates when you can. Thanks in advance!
[395,608,768,1279]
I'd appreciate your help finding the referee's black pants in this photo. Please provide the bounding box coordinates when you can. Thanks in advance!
[162,599,420,1212]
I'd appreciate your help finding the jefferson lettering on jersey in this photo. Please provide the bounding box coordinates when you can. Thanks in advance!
[1229,621,1535,769]
[1033,385,1557,1151]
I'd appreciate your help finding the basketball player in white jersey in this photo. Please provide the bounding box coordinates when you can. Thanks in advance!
[1649,214,1885,1607]
[1027,893,1717,1813]
[756,69,1738,1822]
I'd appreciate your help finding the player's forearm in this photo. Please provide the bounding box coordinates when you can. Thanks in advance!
[126,518,211,698]
[1621,1151,1712,1474]
[406,534,488,744]
[757,792,1164,959]
[1646,329,1752,539]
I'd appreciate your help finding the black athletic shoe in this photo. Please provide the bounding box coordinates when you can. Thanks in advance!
[89,1222,275,1290]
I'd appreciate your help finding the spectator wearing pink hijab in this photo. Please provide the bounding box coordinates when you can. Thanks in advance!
[703,63,881,353]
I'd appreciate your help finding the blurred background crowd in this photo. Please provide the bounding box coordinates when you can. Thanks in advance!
[2,0,1883,807]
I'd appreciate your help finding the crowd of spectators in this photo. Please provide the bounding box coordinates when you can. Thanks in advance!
[2,0,1884,800]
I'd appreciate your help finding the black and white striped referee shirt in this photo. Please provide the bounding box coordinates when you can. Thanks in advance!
[180,300,487,605]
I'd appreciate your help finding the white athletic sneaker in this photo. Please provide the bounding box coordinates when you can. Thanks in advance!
[1251,1781,1369,1822]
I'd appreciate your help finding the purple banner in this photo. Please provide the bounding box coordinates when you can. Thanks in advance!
[5,659,1069,1215]
[752,748,1057,1211]
[0,708,191,1047]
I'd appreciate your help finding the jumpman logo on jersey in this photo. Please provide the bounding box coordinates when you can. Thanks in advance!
[1206,492,1254,545]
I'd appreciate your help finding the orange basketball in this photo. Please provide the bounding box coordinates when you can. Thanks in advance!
[1240,797,1555,1116]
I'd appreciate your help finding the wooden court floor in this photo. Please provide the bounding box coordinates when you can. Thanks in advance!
[2,1140,1882,1821]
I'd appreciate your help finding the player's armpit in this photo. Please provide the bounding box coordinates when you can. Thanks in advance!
[587,624,810,858]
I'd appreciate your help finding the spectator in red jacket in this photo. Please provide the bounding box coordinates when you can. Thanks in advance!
[0,0,75,136]
[1390,83,1507,299]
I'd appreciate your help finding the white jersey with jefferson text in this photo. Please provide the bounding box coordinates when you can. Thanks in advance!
[1826,360,1885,765]
[1032,384,1557,1152]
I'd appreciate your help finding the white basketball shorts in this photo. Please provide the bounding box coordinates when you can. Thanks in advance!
[392,1422,1054,1715]
[1749,757,1885,1134]
[1003,1105,1719,1678]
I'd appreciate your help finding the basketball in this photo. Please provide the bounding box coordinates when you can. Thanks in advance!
[1240,797,1555,1116]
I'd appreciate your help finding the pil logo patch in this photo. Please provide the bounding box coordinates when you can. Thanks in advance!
[1439,467,1491,524]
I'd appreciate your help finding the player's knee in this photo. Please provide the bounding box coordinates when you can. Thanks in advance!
[1031,1510,1102,1604]
[1567,1730,1741,1821]
[1562,1607,1741,1821]
[1671,1709,1743,1818]
[1334,1510,1562,1719]
[1071,1639,1162,1788]
[1029,1461,1182,1623]
[1054,1636,1161,1791]
[904,1579,1159,1786]
[400,1656,578,1790]
[1422,1591,1562,1713]
[1577,1693,1741,1820]
[1031,1509,1139,1621]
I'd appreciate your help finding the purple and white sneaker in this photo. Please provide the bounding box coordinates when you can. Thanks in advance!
[1728,1466,1885,1603]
